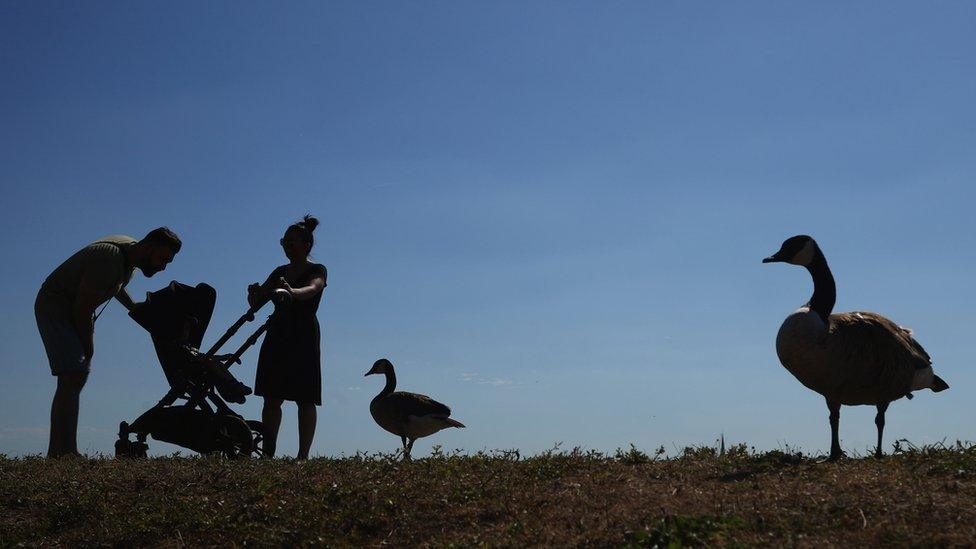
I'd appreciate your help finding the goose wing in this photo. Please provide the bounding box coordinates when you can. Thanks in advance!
[386,391,452,418]
[828,311,931,370]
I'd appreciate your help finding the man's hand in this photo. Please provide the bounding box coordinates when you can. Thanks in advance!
[115,288,137,312]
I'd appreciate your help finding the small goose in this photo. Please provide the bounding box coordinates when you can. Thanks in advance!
[763,235,948,460]
[365,358,465,460]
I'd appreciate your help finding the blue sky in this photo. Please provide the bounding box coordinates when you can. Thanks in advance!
[1,2,974,458]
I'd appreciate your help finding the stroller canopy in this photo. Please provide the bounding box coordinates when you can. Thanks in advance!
[130,281,216,347]
[129,281,219,388]
[129,281,251,403]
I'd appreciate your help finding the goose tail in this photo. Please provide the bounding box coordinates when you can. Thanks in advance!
[912,366,949,393]
[443,417,466,429]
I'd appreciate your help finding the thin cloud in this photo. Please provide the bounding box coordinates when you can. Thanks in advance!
[0,426,48,440]
[479,378,514,387]
[461,373,518,387]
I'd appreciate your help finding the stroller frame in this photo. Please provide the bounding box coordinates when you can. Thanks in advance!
[115,282,276,458]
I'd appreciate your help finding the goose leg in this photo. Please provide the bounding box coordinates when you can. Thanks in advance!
[407,438,415,457]
[874,402,889,458]
[400,435,410,461]
[826,398,842,461]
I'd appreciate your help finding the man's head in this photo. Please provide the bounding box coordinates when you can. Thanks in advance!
[135,227,181,277]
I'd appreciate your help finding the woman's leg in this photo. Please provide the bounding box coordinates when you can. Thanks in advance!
[261,398,283,457]
[297,402,317,460]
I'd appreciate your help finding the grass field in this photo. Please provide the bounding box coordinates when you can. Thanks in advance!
[2,441,975,547]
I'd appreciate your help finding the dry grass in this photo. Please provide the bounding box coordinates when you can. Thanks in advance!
[2,441,976,547]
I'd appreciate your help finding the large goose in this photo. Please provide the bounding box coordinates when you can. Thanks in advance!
[365,358,465,460]
[763,235,948,460]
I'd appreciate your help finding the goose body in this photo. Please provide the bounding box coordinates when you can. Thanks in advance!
[764,235,948,459]
[365,359,465,459]
[776,308,933,405]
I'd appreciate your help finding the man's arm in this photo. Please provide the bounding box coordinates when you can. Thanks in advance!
[73,248,126,363]
[73,280,103,364]
[115,287,137,312]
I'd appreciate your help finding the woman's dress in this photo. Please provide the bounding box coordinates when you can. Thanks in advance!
[254,262,327,405]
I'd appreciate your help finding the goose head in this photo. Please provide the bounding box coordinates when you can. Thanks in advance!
[365,358,394,377]
[763,235,819,267]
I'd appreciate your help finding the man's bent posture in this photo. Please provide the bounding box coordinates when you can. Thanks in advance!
[35,228,181,457]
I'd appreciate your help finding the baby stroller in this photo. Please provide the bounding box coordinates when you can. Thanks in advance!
[115,281,285,458]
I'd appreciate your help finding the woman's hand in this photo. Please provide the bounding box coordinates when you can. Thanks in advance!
[278,275,325,302]
[247,282,267,309]
[278,277,295,295]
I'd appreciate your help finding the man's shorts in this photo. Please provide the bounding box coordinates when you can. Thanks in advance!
[35,294,88,376]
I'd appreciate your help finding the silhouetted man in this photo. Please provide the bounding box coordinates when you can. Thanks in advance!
[35,228,181,457]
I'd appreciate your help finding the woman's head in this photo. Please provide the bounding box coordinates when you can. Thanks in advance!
[280,215,319,261]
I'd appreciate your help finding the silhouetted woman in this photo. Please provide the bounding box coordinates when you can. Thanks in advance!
[248,215,327,459]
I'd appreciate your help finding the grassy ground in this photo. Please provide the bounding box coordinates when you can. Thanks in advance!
[2,442,976,547]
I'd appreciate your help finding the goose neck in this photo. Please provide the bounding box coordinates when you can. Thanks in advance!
[805,249,836,325]
[378,369,397,397]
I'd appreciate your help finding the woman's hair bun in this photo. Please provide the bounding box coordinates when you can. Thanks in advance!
[300,214,319,233]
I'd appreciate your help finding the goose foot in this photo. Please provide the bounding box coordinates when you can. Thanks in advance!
[816,450,845,464]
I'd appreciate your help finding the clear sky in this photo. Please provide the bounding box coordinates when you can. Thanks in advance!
[1,2,974,458]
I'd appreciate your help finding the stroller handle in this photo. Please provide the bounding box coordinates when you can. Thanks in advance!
[204,303,260,357]
[222,321,270,368]
[204,286,291,358]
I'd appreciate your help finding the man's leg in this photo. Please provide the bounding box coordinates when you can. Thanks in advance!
[49,372,87,457]
[37,299,90,458]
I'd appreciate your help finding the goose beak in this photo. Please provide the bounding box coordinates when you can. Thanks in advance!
[762,254,780,264]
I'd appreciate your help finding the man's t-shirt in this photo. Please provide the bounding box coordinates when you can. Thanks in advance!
[37,235,138,313]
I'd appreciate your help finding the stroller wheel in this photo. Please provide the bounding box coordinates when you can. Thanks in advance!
[114,438,128,458]
[217,416,254,458]
[115,438,149,458]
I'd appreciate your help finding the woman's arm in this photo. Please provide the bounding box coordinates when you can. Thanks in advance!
[247,270,280,309]
[279,275,326,302]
